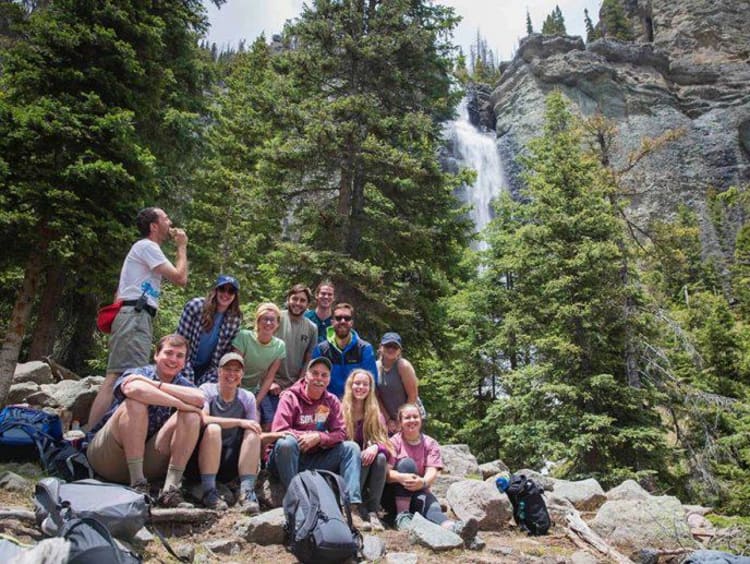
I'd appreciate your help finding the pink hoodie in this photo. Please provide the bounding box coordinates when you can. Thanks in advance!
[270,379,346,453]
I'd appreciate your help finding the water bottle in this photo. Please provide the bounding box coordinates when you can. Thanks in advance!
[495,472,510,492]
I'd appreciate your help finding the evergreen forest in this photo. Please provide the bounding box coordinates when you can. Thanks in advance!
[1,0,749,518]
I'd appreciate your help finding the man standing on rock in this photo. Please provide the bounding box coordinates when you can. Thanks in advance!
[86,334,202,507]
[260,284,318,428]
[88,207,188,428]
[312,302,378,398]
[267,357,366,529]
[305,280,335,343]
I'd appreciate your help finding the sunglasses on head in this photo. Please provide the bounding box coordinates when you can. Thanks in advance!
[217,285,237,294]
[334,315,352,322]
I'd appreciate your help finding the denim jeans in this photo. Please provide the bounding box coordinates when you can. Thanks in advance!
[360,452,387,512]
[268,435,362,503]
[381,457,447,525]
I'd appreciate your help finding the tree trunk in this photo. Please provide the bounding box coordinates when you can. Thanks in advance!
[28,263,65,360]
[58,291,98,374]
[0,253,44,406]
[346,166,365,257]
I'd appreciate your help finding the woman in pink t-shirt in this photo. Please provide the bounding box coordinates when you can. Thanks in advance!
[384,404,478,543]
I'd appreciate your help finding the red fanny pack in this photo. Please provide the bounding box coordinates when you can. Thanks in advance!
[96,300,123,334]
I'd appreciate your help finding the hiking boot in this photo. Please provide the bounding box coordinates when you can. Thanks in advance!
[131,479,151,498]
[395,511,413,531]
[202,488,228,511]
[157,486,193,509]
[240,491,260,515]
[368,512,385,532]
[351,504,370,531]
[453,517,479,544]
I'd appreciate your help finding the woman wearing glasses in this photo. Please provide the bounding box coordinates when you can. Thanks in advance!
[176,275,243,385]
[232,302,287,421]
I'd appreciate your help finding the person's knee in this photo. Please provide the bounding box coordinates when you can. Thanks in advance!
[204,423,222,441]
[342,440,360,459]
[242,429,261,445]
[119,398,148,420]
[274,435,299,458]
[395,457,417,474]
[177,410,202,431]
[374,452,387,469]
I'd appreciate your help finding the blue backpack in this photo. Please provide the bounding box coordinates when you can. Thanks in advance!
[0,405,93,482]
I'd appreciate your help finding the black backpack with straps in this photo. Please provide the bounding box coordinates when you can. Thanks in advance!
[505,473,552,536]
[282,469,362,564]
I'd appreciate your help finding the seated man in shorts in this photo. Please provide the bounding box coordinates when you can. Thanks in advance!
[87,334,203,507]
[189,352,262,513]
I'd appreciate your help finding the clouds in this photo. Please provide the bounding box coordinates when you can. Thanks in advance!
[203,0,601,62]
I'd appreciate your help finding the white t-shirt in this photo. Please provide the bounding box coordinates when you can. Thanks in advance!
[116,239,168,308]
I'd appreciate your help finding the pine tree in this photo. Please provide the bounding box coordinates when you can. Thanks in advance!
[584,8,599,42]
[264,0,471,349]
[478,92,668,483]
[600,0,634,41]
[0,1,218,399]
[541,5,566,36]
[526,9,533,35]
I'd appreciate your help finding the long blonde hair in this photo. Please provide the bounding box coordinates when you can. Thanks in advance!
[342,370,393,455]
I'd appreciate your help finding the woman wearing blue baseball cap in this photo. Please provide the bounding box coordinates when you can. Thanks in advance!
[175,275,243,385]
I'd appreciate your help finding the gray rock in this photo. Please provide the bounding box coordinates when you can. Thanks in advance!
[571,550,600,564]
[446,479,513,530]
[203,539,241,555]
[478,459,509,480]
[39,377,103,424]
[407,512,463,551]
[386,553,418,564]
[173,543,195,562]
[13,361,54,385]
[234,507,285,545]
[430,473,464,503]
[438,444,481,478]
[606,479,651,501]
[590,496,695,553]
[362,535,387,561]
[683,504,713,517]
[7,382,40,404]
[133,527,154,542]
[0,471,29,492]
[545,492,576,524]
[488,545,514,556]
[514,469,555,491]
[550,478,606,511]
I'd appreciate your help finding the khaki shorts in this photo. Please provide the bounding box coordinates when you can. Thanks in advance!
[107,306,153,372]
[86,410,170,484]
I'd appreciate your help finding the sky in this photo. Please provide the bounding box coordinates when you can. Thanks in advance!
[203,1,603,62]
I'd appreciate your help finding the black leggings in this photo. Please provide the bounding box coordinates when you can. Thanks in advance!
[381,457,447,525]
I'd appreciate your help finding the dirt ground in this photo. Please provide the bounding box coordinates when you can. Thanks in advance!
[0,461,589,563]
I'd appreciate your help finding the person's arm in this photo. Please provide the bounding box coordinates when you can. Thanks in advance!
[160,380,204,408]
[202,414,261,434]
[154,229,188,286]
[397,358,419,404]
[120,376,201,413]
[254,358,281,407]
[422,466,440,489]
[270,392,302,438]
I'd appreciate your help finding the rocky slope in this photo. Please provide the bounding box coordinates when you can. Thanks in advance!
[488,0,750,258]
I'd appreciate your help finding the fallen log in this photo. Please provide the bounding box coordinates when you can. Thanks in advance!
[565,510,634,564]
[150,507,219,523]
[0,507,36,524]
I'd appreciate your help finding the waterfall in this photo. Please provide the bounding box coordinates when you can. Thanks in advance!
[443,97,507,249]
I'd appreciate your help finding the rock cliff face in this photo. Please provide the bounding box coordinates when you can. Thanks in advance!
[488,0,750,258]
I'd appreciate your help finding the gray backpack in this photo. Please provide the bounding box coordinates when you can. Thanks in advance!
[33,478,149,541]
[282,469,361,563]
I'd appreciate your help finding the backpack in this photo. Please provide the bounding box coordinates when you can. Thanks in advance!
[0,405,63,460]
[282,469,362,564]
[34,478,150,541]
[61,517,142,564]
[505,473,552,535]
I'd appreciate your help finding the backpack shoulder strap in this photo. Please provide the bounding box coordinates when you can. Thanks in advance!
[314,469,353,528]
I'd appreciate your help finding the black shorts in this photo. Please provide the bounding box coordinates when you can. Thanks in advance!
[185,427,242,483]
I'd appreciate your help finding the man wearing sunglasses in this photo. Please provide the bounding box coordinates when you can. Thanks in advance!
[311,303,377,398]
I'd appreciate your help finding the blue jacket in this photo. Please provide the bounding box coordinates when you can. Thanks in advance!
[312,328,378,398]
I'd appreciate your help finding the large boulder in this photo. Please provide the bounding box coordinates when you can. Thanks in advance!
[39,377,103,424]
[430,474,463,503]
[551,478,607,511]
[7,382,41,404]
[545,491,576,524]
[446,479,513,530]
[478,459,509,480]
[13,361,54,385]
[439,444,481,478]
[590,495,695,553]
[606,479,651,501]
[255,469,285,509]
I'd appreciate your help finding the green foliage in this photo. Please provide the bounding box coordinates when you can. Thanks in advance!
[541,5,566,36]
[600,0,634,41]
[468,30,501,84]
[584,8,599,43]
[526,10,533,35]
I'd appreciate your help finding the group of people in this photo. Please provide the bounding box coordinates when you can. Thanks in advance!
[84,206,477,541]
